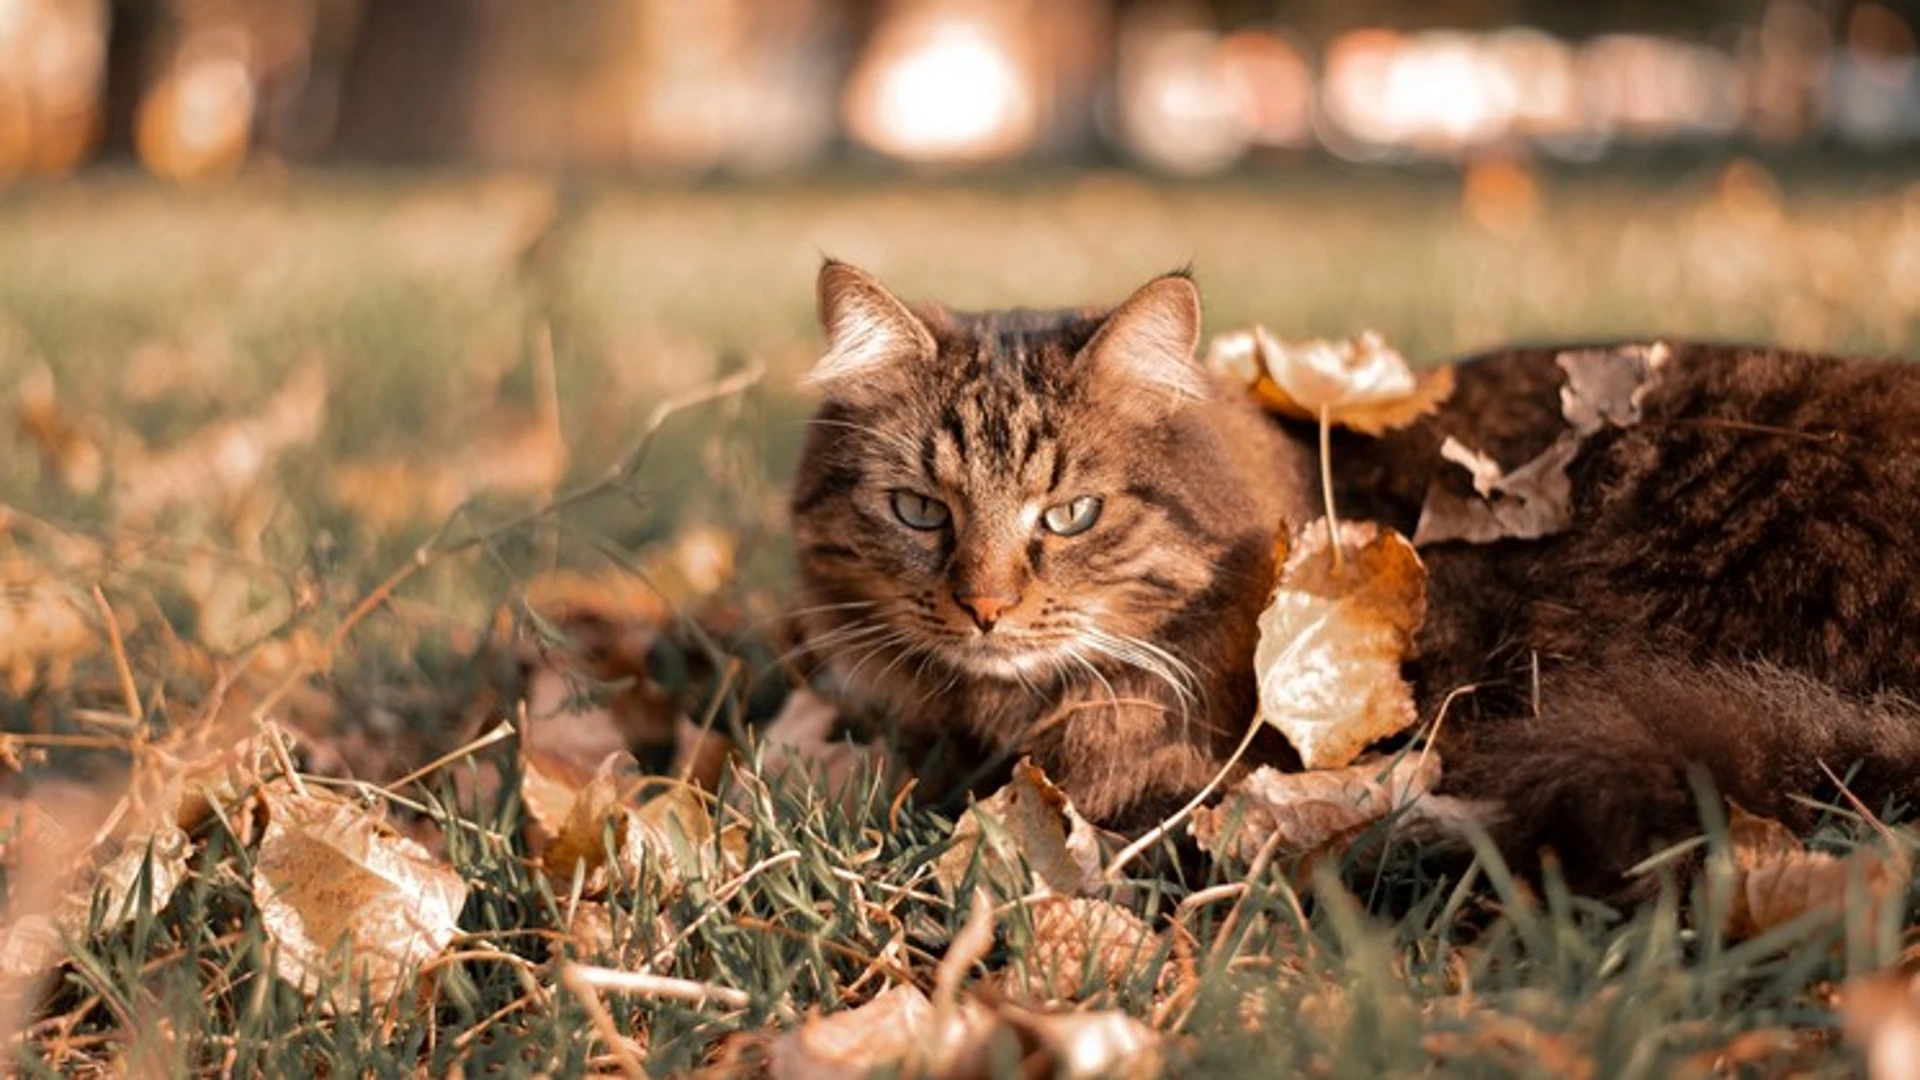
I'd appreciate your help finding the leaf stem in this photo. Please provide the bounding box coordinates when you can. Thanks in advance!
[1319,405,1344,572]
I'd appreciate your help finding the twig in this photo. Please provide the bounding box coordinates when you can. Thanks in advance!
[384,720,517,794]
[90,585,141,727]
[563,964,750,1009]
[1104,712,1265,882]
[558,966,648,1080]
[1319,405,1344,572]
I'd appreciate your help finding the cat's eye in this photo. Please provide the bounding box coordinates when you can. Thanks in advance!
[1042,496,1103,537]
[889,490,951,530]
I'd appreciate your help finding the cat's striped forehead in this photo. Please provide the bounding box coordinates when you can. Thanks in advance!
[914,309,1106,486]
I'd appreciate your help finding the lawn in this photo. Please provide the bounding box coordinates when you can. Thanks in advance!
[0,163,1916,1076]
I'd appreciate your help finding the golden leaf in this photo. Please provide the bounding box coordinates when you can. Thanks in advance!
[1208,327,1454,435]
[934,759,1104,897]
[252,787,468,1006]
[1015,896,1171,1003]
[1722,803,1912,940]
[996,1004,1165,1080]
[532,750,740,898]
[1190,753,1440,862]
[755,688,891,812]
[1254,520,1427,769]
[1842,972,1920,1080]
[766,985,998,1080]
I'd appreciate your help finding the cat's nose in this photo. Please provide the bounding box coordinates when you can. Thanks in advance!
[953,589,1019,632]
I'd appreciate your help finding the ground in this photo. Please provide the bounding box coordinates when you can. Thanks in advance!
[0,163,1916,1076]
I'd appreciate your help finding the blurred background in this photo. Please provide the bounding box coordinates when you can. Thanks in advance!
[3,0,1920,768]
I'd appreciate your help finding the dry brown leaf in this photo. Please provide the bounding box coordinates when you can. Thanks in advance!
[1556,342,1671,436]
[519,743,592,848]
[251,786,468,1006]
[15,364,104,494]
[1015,896,1170,1002]
[1842,972,1920,1080]
[1421,1011,1596,1080]
[533,750,739,898]
[996,1004,1165,1080]
[1673,1027,1831,1079]
[539,752,637,892]
[1255,520,1427,769]
[114,356,329,521]
[766,985,999,1080]
[519,587,682,769]
[0,557,95,696]
[1208,327,1454,435]
[934,759,1104,897]
[1722,803,1913,940]
[88,827,191,930]
[756,688,891,808]
[1413,433,1580,547]
[1190,753,1440,862]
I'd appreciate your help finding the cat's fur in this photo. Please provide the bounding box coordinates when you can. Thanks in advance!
[790,263,1920,894]
[1327,343,1920,891]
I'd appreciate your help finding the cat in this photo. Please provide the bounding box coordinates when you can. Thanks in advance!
[789,261,1920,895]
[789,260,1313,824]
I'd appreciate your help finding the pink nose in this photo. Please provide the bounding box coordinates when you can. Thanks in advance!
[954,590,1018,631]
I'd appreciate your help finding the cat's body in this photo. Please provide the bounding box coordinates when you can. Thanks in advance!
[1329,343,1920,890]
[790,263,1920,894]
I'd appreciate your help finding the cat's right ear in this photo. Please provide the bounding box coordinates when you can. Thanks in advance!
[809,260,935,391]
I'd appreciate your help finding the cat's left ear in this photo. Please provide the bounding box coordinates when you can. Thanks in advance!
[809,260,937,391]
[1082,272,1208,405]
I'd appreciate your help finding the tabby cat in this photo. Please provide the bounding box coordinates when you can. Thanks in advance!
[789,261,1920,894]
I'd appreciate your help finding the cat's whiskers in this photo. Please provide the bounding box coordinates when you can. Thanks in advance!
[1062,645,1124,722]
[772,618,891,671]
[837,628,920,688]
[1078,626,1201,728]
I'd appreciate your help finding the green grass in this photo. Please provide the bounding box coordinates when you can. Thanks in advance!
[2,166,1917,1075]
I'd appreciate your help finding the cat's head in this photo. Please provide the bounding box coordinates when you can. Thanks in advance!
[790,260,1259,692]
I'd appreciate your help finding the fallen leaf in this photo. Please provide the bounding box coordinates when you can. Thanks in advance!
[1421,1011,1596,1080]
[1556,342,1671,436]
[756,688,890,808]
[15,364,104,494]
[1673,1027,1830,1079]
[1015,896,1171,1002]
[1190,753,1440,862]
[1413,434,1580,546]
[766,985,999,1080]
[1208,328,1454,435]
[252,786,468,1006]
[997,1004,1165,1080]
[1254,520,1427,769]
[935,759,1104,896]
[519,743,594,849]
[537,751,632,888]
[88,827,192,931]
[1842,972,1920,1080]
[1721,803,1912,940]
[0,557,95,696]
[114,356,329,521]
[533,750,739,897]
[518,587,682,772]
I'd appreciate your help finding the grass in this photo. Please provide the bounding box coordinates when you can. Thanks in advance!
[1,163,1918,1075]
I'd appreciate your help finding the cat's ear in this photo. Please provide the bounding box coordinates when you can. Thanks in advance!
[1082,272,1208,405]
[809,260,936,390]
